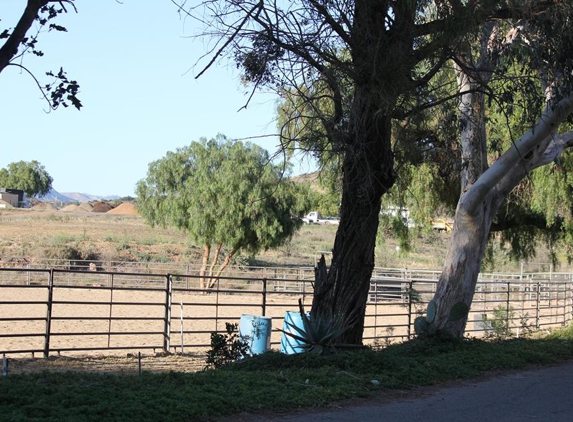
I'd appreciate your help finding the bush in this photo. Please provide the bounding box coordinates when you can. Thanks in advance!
[205,323,249,369]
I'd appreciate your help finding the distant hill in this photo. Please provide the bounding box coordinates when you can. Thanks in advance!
[290,171,326,193]
[39,189,77,203]
[39,189,120,203]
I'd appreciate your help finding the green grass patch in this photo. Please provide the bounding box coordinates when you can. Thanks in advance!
[3,327,573,421]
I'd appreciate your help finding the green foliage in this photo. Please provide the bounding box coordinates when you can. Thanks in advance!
[482,305,516,339]
[136,135,310,260]
[4,330,573,421]
[306,186,340,217]
[406,287,423,303]
[0,160,53,197]
[205,323,249,369]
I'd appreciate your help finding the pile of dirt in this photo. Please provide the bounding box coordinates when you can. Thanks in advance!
[106,202,140,216]
[60,204,80,212]
[92,202,114,213]
[0,199,14,209]
[32,202,57,211]
[78,203,93,212]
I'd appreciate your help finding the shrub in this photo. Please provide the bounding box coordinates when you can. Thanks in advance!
[205,323,249,369]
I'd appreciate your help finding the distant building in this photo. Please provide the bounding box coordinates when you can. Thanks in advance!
[0,188,25,208]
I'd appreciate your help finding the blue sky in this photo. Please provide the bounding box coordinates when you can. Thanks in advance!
[0,1,315,197]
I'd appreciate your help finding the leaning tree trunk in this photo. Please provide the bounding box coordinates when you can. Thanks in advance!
[310,1,416,344]
[311,88,395,345]
[427,29,498,338]
[431,195,501,336]
[429,23,573,337]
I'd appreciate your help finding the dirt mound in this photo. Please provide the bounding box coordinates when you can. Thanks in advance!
[78,203,93,212]
[60,204,80,212]
[106,202,140,216]
[32,202,57,211]
[92,202,114,213]
[0,199,14,209]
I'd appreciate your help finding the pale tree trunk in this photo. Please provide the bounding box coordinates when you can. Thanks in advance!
[200,244,210,289]
[431,29,495,336]
[208,248,237,289]
[431,24,573,336]
[433,122,573,338]
[432,196,501,335]
[206,243,222,289]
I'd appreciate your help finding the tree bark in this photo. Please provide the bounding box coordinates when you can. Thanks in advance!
[431,26,497,336]
[0,1,49,74]
[432,195,500,336]
[200,243,210,289]
[430,23,573,337]
[311,87,395,344]
[309,1,418,345]
[208,248,237,289]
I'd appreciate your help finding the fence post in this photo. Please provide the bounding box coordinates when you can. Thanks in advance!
[163,274,173,354]
[44,269,55,359]
[407,280,413,340]
[569,274,573,321]
[180,301,184,355]
[506,281,511,329]
[107,273,115,348]
[536,280,541,329]
[262,278,267,317]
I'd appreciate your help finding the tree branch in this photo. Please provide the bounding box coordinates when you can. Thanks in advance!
[462,94,573,212]
[0,0,48,74]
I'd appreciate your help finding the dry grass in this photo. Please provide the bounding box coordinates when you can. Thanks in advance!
[0,206,538,272]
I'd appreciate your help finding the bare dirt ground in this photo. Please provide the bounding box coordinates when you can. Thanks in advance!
[1,286,415,375]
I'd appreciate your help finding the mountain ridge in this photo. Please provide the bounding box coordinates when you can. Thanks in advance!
[40,189,121,203]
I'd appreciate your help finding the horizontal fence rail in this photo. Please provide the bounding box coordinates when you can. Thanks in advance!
[0,267,571,358]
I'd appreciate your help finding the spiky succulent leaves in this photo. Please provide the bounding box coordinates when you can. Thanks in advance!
[449,302,470,321]
[426,300,437,323]
[280,319,308,343]
[280,299,352,354]
[414,316,429,336]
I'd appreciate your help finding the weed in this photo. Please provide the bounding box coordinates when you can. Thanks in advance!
[205,323,249,369]
[482,305,515,339]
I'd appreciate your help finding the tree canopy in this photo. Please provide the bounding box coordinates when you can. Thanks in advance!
[136,135,309,286]
[0,160,53,197]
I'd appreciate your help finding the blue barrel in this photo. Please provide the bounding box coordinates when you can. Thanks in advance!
[280,311,309,355]
[239,314,272,355]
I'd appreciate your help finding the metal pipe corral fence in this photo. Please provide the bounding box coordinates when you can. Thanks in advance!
[0,266,571,357]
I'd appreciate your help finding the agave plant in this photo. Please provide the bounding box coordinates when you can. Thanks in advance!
[279,299,353,355]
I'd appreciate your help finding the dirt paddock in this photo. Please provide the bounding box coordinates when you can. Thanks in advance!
[1,283,569,375]
[0,286,415,374]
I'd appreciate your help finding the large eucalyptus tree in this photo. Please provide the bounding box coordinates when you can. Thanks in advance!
[428,3,573,337]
